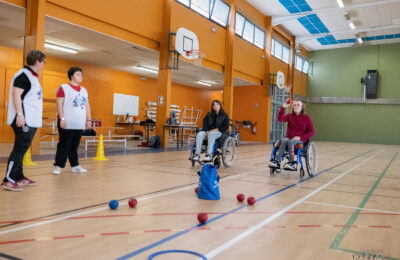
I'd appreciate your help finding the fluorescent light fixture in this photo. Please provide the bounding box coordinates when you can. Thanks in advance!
[136,65,158,74]
[357,37,363,44]
[44,43,78,54]
[196,80,213,87]
[337,0,344,8]
[349,21,355,29]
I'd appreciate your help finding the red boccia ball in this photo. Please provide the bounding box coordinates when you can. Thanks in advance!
[128,198,138,208]
[247,196,256,205]
[237,193,245,202]
[197,213,208,224]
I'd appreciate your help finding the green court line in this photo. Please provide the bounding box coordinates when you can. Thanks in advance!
[330,152,398,257]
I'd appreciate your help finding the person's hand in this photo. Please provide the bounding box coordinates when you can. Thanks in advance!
[282,98,292,109]
[60,120,66,129]
[16,115,25,127]
[292,136,301,141]
[85,121,92,129]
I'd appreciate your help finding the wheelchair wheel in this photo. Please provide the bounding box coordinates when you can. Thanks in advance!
[214,157,221,169]
[222,137,236,167]
[305,142,318,177]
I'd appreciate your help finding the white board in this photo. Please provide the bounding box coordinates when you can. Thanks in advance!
[113,93,139,116]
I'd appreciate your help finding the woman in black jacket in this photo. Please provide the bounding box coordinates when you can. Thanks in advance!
[193,100,229,162]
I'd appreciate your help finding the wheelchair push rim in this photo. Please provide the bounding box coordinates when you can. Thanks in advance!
[306,142,318,176]
[222,137,236,167]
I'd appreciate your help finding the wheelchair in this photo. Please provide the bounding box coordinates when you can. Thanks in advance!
[269,140,318,179]
[189,130,236,168]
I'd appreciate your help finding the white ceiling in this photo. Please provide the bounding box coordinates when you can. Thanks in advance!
[0,1,256,89]
[247,0,400,50]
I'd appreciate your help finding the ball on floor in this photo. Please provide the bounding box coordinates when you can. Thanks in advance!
[109,200,119,210]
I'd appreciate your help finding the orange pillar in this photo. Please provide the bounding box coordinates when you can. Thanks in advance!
[24,0,45,155]
[155,0,172,148]
[289,37,296,99]
[262,17,273,143]
[222,0,236,119]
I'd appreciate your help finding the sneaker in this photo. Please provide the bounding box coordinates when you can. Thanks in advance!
[17,177,37,186]
[192,154,200,161]
[204,154,212,162]
[284,162,297,171]
[53,166,61,175]
[1,181,23,191]
[71,165,87,173]
[268,160,279,168]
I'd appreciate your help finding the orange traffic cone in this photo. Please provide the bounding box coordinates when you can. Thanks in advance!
[23,147,37,166]
[94,134,108,161]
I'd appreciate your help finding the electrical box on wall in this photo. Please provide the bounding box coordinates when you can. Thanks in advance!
[361,70,378,99]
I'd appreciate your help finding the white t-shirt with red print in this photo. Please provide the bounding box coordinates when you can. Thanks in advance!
[57,83,88,130]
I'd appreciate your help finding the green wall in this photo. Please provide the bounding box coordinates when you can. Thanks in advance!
[307,43,400,145]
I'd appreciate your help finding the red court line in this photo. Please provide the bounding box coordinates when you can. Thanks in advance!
[368,225,392,228]
[0,239,36,245]
[53,235,85,240]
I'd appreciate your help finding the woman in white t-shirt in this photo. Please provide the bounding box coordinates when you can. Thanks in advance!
[53,67,92,175]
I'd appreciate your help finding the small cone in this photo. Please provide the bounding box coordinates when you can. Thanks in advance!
[94,134,108,161]
[23,147,37,166]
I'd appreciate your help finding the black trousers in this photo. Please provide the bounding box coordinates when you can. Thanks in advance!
[54,121,83,168]
[3,120,37,183]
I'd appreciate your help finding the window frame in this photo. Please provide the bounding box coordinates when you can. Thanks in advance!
[234,11,265,50]
[175,0,231,28]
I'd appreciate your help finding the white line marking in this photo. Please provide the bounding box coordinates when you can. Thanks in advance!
[303,201,400,215]
[205,149,384,259]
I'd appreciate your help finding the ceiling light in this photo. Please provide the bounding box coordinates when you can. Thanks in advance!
[44,43,78,54]
[337,0,344,8]
[196,80,213,87]
[348,21,355,29]
[136,66,158,74]
[357,37,363,44]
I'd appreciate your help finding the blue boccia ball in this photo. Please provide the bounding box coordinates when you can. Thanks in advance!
[109,200,119,210]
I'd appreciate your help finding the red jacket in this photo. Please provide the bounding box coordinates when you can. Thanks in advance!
[278,107,314,143]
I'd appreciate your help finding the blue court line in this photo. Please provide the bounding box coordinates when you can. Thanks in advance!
[116,150,372,260]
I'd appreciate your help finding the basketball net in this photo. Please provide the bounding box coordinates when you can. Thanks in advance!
[185,50,206,66]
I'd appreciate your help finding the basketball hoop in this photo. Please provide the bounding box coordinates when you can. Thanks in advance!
[185,49,206,66]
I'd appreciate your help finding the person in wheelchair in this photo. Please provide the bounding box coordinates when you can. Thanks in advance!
[192,100,229,162]
[269,98,314,170]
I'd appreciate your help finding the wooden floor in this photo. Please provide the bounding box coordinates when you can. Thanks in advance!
[0,142,399,260]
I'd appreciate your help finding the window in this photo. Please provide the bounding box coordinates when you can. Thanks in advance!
[243,20,255,44]
[302,60,310,74]
[177,0,189,7]
[295,55,303,71]
[175,0,230,28]
[274,40,282,59]
[210,0,230,26]
[235,12,265,49]
[235,12,245,36]
[191,0,210,18]
[282,45,290,64]
[254,27,265,49]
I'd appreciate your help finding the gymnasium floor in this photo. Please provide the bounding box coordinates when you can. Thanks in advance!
[0,142,399,260]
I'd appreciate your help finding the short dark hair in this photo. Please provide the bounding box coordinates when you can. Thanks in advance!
[67,67,82,80]
[26,50,46,66]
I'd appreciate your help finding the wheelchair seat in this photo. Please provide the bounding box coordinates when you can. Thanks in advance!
[274,140,307,151]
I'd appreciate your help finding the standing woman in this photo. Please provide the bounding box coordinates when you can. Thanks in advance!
[2,50,46,191]
[53,67,92,175]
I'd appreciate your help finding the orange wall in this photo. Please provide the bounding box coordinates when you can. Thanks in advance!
[232,85,266,142]
[0,45,222,142]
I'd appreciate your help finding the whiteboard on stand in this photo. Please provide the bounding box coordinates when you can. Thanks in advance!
[113,93,139,116]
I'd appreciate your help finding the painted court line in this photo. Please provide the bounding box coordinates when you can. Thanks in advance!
[0,167,268,236]
[204,149,384,259]
[303,201,400,215]
[115,150,372,259]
